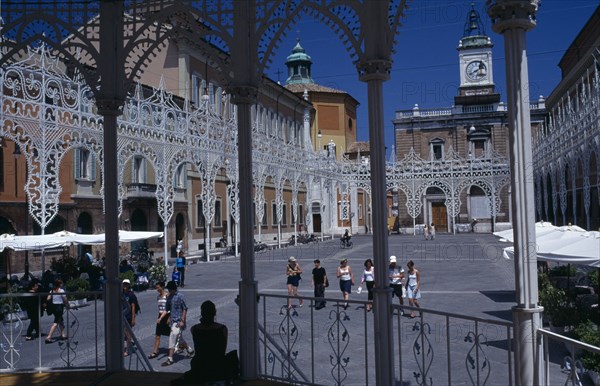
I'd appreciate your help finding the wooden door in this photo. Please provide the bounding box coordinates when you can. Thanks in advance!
[431,203,447,232]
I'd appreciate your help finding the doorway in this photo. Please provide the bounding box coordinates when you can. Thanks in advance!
[431,203,447,232]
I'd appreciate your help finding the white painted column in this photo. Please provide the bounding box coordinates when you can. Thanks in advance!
[488,1,543,384]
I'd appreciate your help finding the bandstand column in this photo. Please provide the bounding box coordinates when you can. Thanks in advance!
[232,0,259,380]
[98,0,126,371]
[359,59,394,385]
[488,1,543,384]
[233,88,259,380]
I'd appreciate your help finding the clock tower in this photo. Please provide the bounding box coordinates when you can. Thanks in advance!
[455,3,500,105]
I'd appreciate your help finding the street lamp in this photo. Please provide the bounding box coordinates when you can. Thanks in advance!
[13,143,29,279]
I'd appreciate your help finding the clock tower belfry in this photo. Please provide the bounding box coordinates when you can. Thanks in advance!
[455,3,500,106]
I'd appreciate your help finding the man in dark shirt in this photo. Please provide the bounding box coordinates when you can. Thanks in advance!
[312,259,327,310]
[122,279,138,356]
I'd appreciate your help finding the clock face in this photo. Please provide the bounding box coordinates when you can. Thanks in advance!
[466,60,487,81]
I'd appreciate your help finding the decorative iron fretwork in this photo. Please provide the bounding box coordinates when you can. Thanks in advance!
[327,307,351,385]
[411,321,434,386]
[464,330,491,386]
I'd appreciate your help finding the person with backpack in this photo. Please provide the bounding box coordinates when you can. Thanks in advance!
[122,279,139,356]
[175,251,187,288]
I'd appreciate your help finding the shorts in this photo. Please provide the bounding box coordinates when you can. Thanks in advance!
[287,275,301,287]
[155,313,171,336]
[407,285,421,299]
[339,279,352,294]
[390,284,406,299]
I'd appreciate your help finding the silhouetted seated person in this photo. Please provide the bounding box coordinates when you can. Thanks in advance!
[172,300,229,385]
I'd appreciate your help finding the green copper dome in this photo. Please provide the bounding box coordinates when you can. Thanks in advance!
[285,38,314,85]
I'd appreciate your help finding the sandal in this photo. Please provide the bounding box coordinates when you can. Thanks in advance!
[45,339,54,344]
[123,349,129,357]
[148,352,158,359]
[25,336,33,341]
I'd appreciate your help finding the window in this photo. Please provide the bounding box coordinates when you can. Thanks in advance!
[74,148,96,180]
[133,156,147,183]
[473,140,485,158]
[214,198,222,227]
[175,164,186,188]
[298,204,304,225]
[196,197,205,228]
[429,138,445,161]
[282,203,287,225]
[272,202,277,225]
[358,204,363,220]
[467,128,491,158]
[192,74,201,106]
[263,203,268,225]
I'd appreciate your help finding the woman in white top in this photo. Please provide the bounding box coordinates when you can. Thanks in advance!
[45,279,68,343]
[406,260,421,318]
[359,259,375,312]
[336,258,354,310]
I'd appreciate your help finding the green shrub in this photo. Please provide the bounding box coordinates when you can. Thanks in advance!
[50,255,79,281]
[119,271,135,285]
[538,272,577,327]
[574,321,600,372]
[548,265,576,277]
[65,278,91,300]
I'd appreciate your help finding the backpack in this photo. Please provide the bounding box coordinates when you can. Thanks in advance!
[125,290,141,315]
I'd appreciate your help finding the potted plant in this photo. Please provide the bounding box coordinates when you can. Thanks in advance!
[0,284,28,322]
[65,278,91,307]
[574,321,600,386]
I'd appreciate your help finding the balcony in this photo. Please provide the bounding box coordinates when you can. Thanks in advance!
[126,183,157,198]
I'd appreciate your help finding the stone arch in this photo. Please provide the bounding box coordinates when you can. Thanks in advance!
[418,181,452,232]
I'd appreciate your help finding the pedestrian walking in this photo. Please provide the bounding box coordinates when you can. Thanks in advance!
[45,279,68,344]
[336,258,354,310]
[122,279,139,357]
[148,281,170,359]
[406,260,421,318]
[359,259,375,312]
[24,280,42,341]
[162,280,194,366]
[286,256,303,309]
[311,259,327,310]
[175,251,187,288]
[388,255,405,315]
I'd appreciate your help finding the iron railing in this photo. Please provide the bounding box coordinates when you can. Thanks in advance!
[0,291,152,373]
[539,328,600,386]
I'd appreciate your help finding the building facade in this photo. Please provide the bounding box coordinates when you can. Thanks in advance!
[392,5,546,233]
[533,5,600,231]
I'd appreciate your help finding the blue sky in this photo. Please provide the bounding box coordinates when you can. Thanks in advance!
[266,0,599,157]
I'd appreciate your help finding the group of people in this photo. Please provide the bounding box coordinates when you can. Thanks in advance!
[286,254,421,317]
[129,277,236,384]
[19,278,71,343]
[423,222,436,240]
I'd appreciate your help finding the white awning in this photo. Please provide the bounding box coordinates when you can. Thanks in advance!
[0,230,164,252]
